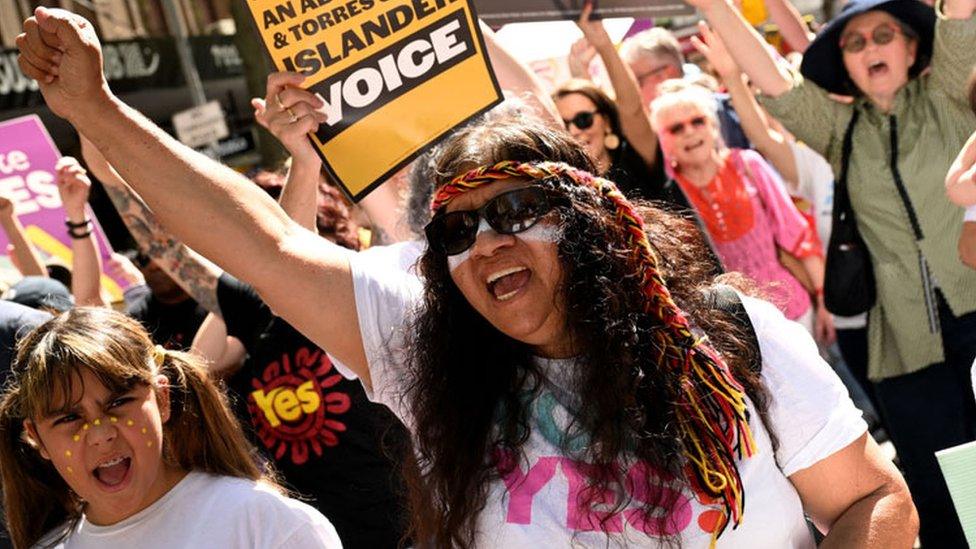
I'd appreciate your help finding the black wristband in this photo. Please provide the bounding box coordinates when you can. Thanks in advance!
[68,227,93,239]
[65,218,92,229]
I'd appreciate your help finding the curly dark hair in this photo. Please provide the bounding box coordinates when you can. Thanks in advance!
[398,115,774,546]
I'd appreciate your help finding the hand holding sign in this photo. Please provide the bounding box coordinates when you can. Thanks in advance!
[54,157,91,220]
[252,72,328,166]
[16,8,110,124]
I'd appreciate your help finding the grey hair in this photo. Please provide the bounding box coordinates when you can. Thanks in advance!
[620,28,685,71]
[649,80,720,133]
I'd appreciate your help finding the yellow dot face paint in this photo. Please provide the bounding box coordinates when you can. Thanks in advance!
[126,419,134,427]
[66,466,73,474]
[72,435,80,442]
[109,416,118,424]
[82,423,90,431]
[146,441,153,447]
[93,418,101,426]
[65,450,72,458]
[141,427,147,435]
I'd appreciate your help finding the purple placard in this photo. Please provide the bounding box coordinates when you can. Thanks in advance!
[0,115,128,299]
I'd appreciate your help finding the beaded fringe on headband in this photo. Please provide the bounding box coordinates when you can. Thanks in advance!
[431,160,758,541]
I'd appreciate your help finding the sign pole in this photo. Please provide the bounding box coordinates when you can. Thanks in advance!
[161,0,220,158]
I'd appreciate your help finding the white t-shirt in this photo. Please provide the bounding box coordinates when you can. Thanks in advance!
[332,239,426,381]
[790,141,867,330]
[38,471,342,549]
[349,256,868,547]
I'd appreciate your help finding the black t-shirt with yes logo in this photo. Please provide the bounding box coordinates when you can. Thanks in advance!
[217,274,409,549]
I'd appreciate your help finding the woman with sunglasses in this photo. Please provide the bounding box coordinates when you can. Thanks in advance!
[18,7,916,547]
[688,0,976,544]
[650,84,832,343]
[552,3,667,202]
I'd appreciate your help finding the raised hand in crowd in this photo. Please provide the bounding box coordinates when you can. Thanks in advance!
[55,156,105,307]
[567,37,598,79]
[571,1,659,171]
[692,22,801,188]
[0,193,47,278]
[104,251,146,288]
[252,72,327,233]
[251,73,326,168]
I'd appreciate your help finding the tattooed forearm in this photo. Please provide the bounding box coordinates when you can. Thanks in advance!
[101,177,223,315]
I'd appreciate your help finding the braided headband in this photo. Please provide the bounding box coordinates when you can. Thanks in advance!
[431,160,757,539]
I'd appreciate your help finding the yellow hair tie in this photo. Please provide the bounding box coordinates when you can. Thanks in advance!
[153,345,166,368]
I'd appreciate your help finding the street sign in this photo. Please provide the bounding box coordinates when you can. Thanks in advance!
[172,100,229,148]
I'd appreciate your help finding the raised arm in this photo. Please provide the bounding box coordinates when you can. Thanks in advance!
[191,313,246,378]
[687,0,793,97]
[55,156,106,306]
[693,23,799,185]
[930,0,976,113]
[576,3,658,168]
[0,196,47,278]
[763,0,813,53]
[946,131,976,207]
[21,8,369,382]
[80,136,223,315]
[480,21,562,126]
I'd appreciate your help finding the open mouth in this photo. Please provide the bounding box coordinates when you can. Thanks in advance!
[867,60,888,77]
[486,267,531,301]
[92,456,132,490]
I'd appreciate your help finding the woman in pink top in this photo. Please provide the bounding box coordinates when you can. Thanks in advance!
[651,84,834,344]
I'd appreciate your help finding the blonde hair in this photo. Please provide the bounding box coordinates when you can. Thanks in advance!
[649,80,720,133]
[620,28,685,70]
[0,307,270,548]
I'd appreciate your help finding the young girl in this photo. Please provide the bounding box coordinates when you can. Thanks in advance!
[0,307,342,548]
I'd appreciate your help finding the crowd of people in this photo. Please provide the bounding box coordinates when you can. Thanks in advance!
[2,0,976,545]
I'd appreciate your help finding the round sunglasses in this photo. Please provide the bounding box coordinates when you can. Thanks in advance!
[425,187,560,256]
[839,23,902,54]
[563,111,598,130]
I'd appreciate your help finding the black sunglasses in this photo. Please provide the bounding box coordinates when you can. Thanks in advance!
[425,187,559,256]
[563,111,597,130]
[666,115,708,136]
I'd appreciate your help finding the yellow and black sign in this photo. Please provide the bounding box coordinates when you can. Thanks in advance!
[246,0,501,202]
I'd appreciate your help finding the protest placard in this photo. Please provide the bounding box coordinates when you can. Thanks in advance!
[245,0,502,202]
[473,0,693,25]
[0,115,126,301]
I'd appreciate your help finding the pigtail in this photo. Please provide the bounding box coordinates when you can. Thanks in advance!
[153,348,270,485]
[0,388,80,549]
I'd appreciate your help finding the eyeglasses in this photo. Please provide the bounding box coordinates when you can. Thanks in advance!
[636,64,672,85]
[665,115,708,136]
[839,23,902,54]
[425,187,559,256]
[563,111,597,130]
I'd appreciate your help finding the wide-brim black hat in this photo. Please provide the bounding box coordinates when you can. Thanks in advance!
[800,0,936,95]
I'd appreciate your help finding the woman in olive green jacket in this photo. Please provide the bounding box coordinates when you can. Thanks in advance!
[686,0,976,545]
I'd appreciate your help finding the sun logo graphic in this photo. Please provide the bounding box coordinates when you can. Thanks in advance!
[248,346,351,465]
